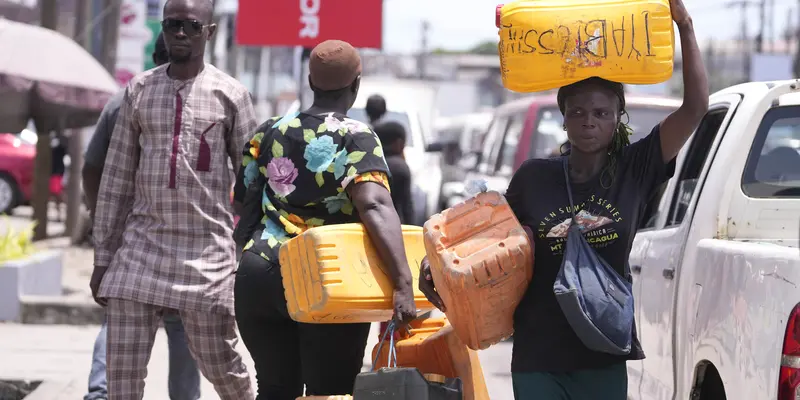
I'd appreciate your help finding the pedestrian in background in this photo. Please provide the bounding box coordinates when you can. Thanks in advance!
[365,94,387,127]
[50,134,67,222]
[232,39,416,399]
[374,121,413,224]
[81,32,201,400]
[419,0,708,398]
[372,120,416,340]
[90,0,257,398]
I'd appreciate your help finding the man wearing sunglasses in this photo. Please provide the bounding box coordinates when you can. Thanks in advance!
[90,0,256,398]
[82,32,201,400]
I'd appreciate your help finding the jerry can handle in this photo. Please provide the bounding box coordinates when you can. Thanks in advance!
[372,320,399,370]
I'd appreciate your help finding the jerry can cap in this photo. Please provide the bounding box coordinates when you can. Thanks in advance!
[496,4,504,28]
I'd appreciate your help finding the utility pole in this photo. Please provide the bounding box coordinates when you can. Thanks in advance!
[66,0,91,240]
[757,0,767,53]
[794,0,800,77]
[769,0,776,52]
[727,0,755,81]
[705,39,717,91]
[32,0,59,241]
[101,0,122,74]
[418,20,430,80]
[785,8,794,55]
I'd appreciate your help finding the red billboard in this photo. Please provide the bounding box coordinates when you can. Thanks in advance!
[236,0,383,49]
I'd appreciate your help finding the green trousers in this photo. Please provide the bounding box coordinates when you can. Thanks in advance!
[512,363,628,400]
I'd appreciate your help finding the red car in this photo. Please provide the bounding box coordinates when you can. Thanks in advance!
[0,132,36,214]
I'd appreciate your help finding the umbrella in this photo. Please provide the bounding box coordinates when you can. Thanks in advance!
[0,17,119,133]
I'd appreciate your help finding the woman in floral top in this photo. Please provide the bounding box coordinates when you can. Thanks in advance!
[232,40,417,399]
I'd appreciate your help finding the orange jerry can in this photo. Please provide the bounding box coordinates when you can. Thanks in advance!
[423,191,533,350]
[371,317,490,400]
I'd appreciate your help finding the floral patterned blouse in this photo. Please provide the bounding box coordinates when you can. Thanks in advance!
[234,111,391,263]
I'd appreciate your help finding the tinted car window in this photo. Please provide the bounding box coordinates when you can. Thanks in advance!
[742,106,800,198]
[496,114,526,175]
[478,116,509,174]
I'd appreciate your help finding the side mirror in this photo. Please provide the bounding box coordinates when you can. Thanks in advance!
[459,152,480,171]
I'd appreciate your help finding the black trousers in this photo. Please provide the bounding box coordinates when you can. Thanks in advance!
[234,251,371,400]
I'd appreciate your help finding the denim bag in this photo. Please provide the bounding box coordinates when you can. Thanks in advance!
[553,158,634,355]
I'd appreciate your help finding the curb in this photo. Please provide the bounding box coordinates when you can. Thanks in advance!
[19,295,104,325]
[21,380,72,400]
[0,380,41,400]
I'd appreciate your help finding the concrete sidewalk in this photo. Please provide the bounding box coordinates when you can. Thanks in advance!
[0,322,514,399]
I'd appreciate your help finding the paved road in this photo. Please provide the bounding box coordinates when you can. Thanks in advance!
[0,322,514,399]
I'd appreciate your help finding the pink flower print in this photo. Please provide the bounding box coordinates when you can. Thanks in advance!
[267,157,299,197]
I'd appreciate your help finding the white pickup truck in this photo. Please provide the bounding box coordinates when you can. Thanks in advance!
[627,79,800,400]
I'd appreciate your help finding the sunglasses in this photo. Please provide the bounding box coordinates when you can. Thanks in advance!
[161,18,206,36]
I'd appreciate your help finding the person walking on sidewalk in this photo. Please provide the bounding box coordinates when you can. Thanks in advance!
[232,39,417,399]
[50,134,67,222]
[81,32,201,400]
[90,0,257,398]
[419,0,708,398]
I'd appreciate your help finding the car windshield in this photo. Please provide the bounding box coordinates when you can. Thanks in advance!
[347,108,414,147]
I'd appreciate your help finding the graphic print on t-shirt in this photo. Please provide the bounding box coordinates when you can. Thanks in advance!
[537,194,624,255]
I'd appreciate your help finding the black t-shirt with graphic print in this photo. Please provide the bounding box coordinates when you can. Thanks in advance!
[506,125,675,373]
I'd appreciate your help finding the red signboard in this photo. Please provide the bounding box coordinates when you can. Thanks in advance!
[236,0,383,49]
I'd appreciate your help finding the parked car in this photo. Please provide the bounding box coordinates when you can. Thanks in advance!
[0,130,36,214]
[433,111,493,211]
[625,79,800,400]
[443,93,680,208]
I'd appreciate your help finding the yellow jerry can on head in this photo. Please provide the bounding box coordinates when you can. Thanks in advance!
[279,223,435,324]
[497,0,675,93]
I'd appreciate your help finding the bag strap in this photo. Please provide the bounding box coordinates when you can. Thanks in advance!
[562,157,577,220]
[562,158,633,280]
[372,320,398,371]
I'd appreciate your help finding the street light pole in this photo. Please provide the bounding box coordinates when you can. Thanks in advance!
[101,0,121,75]
[66,0,91,240]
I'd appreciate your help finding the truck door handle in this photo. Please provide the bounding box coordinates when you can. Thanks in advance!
[662,268,675,280]
[631,265,642,274]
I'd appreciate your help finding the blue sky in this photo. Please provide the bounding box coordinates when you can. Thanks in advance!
[382,0,798,53]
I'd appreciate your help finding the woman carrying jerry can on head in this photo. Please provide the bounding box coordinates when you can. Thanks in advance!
[419,0,708,398]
